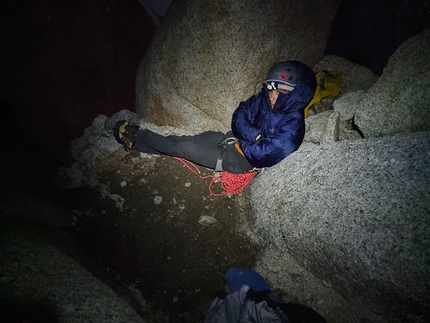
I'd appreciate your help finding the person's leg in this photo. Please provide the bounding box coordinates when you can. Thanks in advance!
[134,129,224,169]
[114,121,254,173]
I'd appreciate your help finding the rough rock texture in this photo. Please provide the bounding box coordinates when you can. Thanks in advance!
[249,132,430,322]
[104,109,140,130]
[56,112,138,189]
[319,111,340,144]
[304,110,361,145]
[337,120,362,142]
[313,55,379,94]
[355,30,430,138]
[136,0,340,133]
[332,90,365,121]
[304,111,333,143]
[55,110,196,190]
[0,221,147,322]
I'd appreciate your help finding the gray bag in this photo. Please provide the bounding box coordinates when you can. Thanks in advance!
[204,285,287,323]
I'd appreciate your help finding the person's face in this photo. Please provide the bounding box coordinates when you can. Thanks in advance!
[268,90,280,108]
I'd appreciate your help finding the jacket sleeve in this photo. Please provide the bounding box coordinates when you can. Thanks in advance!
[231,95,261,143]
[239,115,305,168]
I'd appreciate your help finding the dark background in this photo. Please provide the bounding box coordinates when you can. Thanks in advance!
[1,0,156,166]
[1,0,429,169]
[325,0,430,75]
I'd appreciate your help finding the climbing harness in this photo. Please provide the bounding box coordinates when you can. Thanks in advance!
[218,137,237,151]
[173,157,260,197]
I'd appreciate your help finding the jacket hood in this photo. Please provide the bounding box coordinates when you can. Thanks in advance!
[264,61,317,114]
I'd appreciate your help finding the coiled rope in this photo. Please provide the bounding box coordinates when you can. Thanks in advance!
[173,157,256,197]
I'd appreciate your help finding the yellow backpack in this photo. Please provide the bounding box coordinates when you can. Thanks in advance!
[304,70,343,118]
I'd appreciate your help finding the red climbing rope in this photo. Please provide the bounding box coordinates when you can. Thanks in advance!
[173,157,256,197]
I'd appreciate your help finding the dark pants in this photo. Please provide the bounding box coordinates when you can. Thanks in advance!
[133,130,254,174]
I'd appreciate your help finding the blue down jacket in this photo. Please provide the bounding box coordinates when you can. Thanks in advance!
[231,63,317,168]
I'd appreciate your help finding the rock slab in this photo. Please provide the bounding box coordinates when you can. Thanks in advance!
[250,131,430,321]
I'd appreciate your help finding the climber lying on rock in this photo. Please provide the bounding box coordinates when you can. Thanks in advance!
[113,60,317,175]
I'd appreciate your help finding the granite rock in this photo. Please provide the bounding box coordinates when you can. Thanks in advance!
[250,131,430,321]
[355,30,430,138]
[136,0,340,132]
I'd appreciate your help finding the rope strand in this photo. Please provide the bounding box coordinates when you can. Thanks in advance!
[173,157,256,196]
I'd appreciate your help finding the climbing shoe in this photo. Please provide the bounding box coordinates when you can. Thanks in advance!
[113,120,139,151]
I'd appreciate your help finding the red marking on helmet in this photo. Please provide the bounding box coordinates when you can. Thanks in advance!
[280,72,288,80]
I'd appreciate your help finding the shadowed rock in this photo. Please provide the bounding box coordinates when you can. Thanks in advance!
[249,131,430,321]
[0,222,148,322]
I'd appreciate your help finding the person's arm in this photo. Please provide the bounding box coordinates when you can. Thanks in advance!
[231,95,261,143]
[240,114,305,168]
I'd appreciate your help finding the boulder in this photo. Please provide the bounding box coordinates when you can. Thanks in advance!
[304,111,333,144]
[332,90,365,121]
[304,110,361,145]
[319,111,340,144]
[55,115,120,189]
[0,222,147,322]
[249,131,430,321]
[136,0,340,133]
[355,30,430,138]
